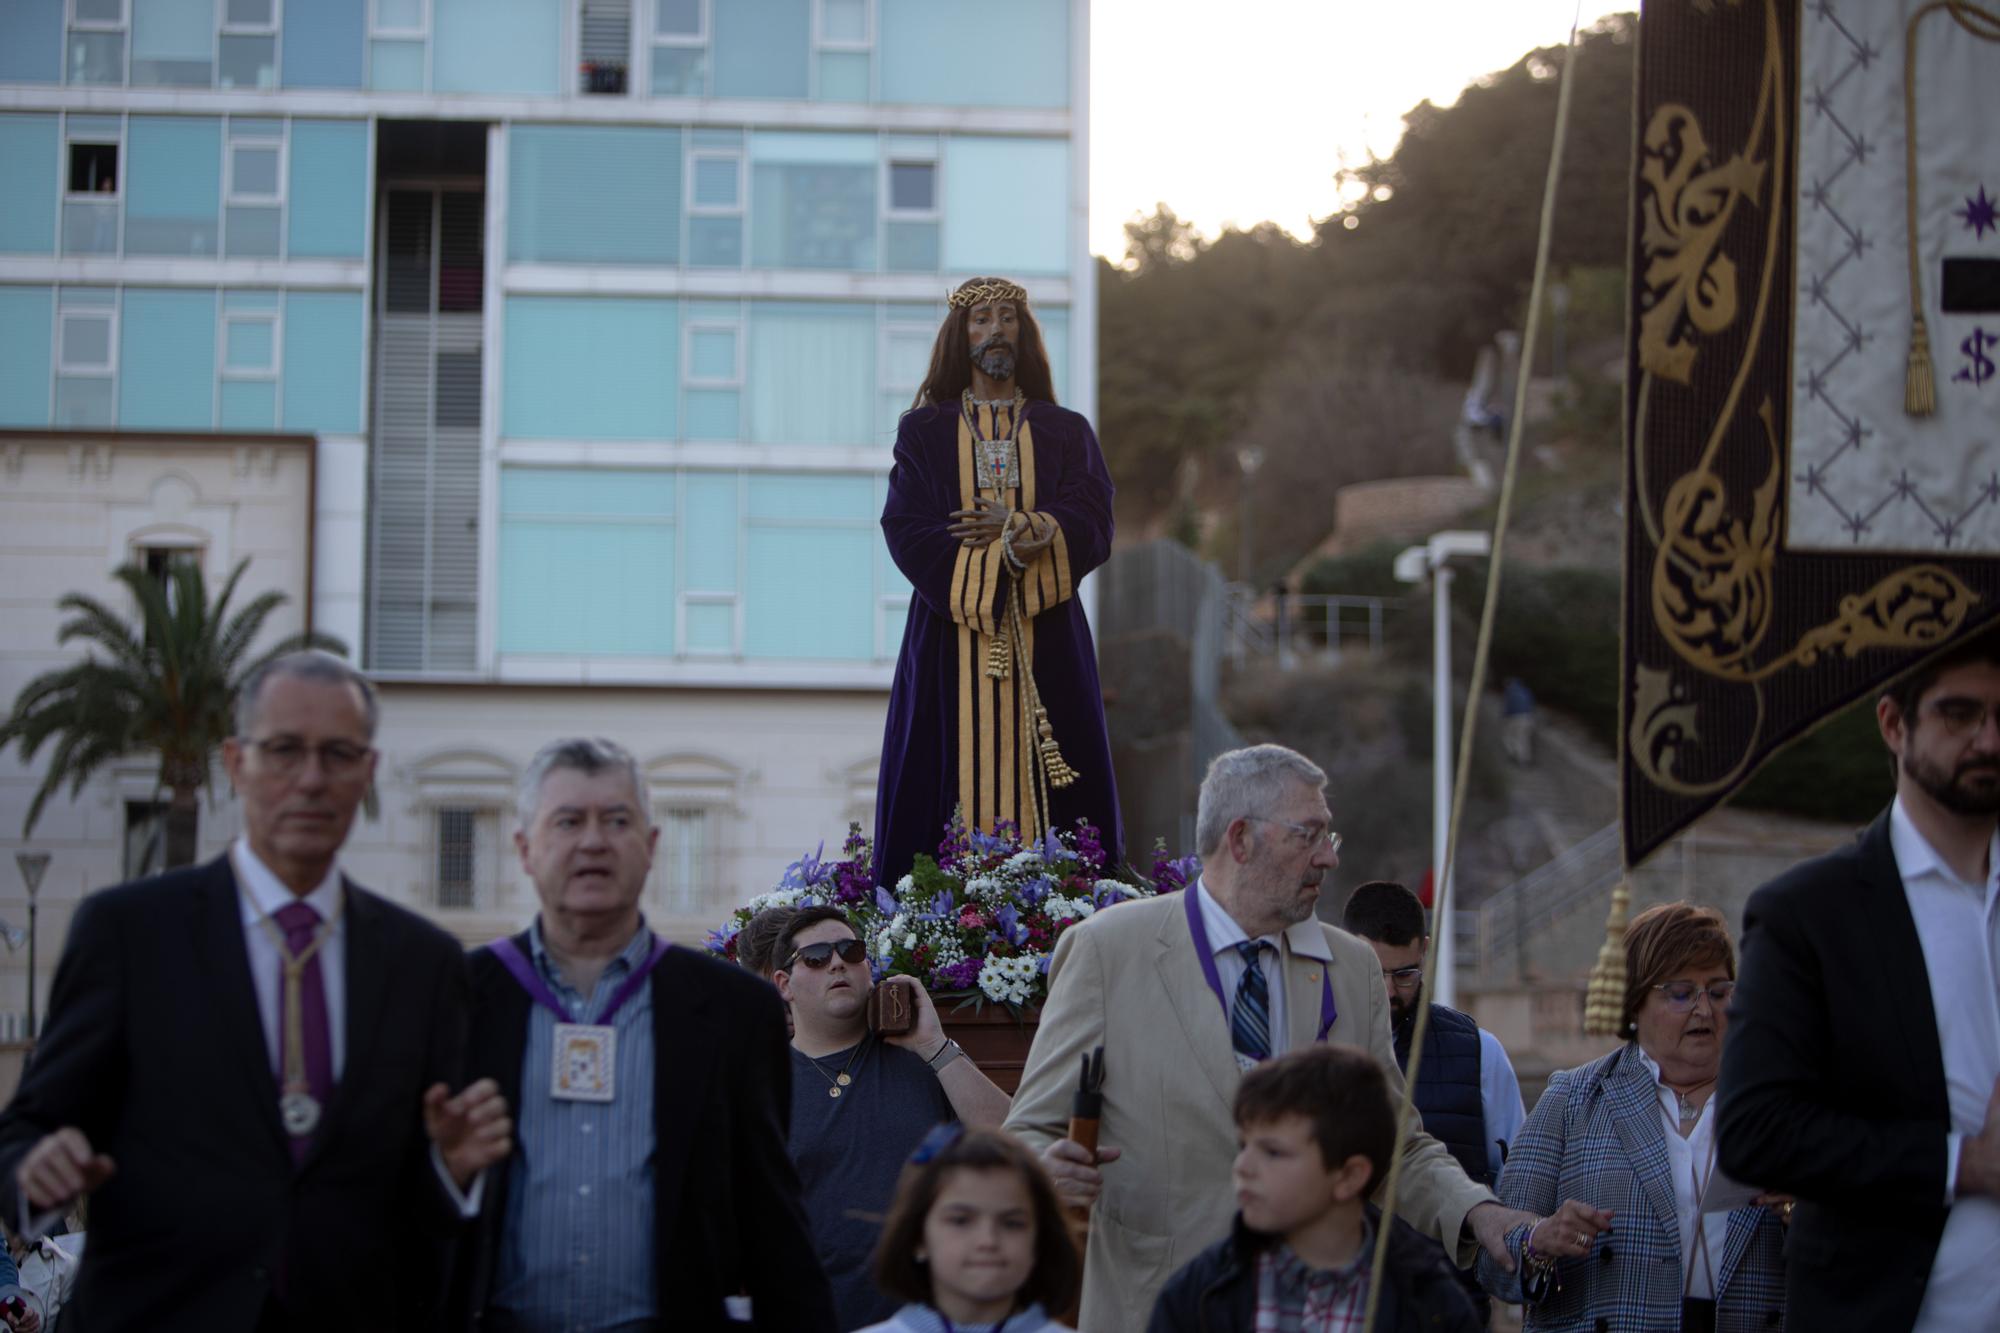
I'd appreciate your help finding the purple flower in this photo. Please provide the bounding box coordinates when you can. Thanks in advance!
[995,903,1029,948]
[703,926,737,956]
[1072,819,1106,870]
[873,885,899,917]
[1038,828,1078,863]
[1019,875,1053,907]
[1037,953,1053,975]
[934,957,984,991]
[927,888,956,921]
[968,827,1011,857]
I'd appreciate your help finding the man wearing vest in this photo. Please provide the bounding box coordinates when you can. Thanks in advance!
[1344,880,1526,1323]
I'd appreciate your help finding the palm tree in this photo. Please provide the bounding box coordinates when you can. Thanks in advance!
[1,557,345,869]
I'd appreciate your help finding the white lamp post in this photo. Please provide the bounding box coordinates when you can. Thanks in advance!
[1393,531,1491,1008]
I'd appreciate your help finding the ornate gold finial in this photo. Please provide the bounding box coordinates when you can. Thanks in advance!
[948,280,1028,310]
[1582,879,1634,1037]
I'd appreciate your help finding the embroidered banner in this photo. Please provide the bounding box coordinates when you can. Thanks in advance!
[1622,0,2000,865]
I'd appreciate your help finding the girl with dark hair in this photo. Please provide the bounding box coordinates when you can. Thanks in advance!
[862,1125,1080,1333]
[874,277,1122,887]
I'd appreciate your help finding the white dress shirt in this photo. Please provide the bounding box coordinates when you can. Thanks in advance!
[1193,878,1290,1061]
[231,838,347,1079]
[1888,799,2000,1332]
[1636,1047,1731,1299]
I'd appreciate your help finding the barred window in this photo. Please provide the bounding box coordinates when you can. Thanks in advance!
[436,806,477,909]
[659,806,709,914]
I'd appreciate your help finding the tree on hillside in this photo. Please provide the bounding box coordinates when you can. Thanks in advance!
[0,558,344,869]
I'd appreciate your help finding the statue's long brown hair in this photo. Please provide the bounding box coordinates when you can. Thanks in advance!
[910,278,1059,410]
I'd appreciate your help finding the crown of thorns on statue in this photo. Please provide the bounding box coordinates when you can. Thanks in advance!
[947,280,1028,309]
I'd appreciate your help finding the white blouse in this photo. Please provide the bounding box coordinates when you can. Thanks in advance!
[1636,1047,1732,1300]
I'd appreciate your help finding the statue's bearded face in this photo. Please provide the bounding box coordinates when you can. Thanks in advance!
[967,300,1020,383]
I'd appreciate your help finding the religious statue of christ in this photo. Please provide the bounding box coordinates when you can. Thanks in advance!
[872,276,1123,887]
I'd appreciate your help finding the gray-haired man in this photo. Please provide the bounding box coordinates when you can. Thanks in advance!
[1004,743,1535,1332]
[453,737,834,1332]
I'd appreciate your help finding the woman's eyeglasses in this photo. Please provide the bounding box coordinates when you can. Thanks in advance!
[1652,981,1735,1012]
[784,938,868,970]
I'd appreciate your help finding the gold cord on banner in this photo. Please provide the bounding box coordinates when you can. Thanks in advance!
[1903,1,2000,416]
[1359,11,1581,1329]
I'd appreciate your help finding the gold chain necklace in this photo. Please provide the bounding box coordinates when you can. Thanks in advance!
[240,885,345,1137]
[805,1036,869,1100]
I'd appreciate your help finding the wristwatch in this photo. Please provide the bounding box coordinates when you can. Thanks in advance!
[927,1038,966,1073]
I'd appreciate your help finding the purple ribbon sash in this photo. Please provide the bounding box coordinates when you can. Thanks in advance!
[1184,884,1337,1043]
[489,931,671,1026]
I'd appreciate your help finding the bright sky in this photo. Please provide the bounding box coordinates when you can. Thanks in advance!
[1089,1,1627,259]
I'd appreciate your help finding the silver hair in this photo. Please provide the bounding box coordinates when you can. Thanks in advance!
[234,650,379,740]
[1194,744,1328,857]
[516,737,650,829]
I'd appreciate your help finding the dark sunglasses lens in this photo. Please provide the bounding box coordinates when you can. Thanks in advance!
[796,939,866,968]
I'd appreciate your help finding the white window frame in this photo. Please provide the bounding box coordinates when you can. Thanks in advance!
[653,0,706,44]
[69,0,128,32]
[219,310,282,380]
[686,149,744,215]
[370,0,429,38]
[224,133,286,206]
[220,0,280,36]
[682,320,743,390]
[676,590,738,658]
[812,0,871,52]
[883,156,939,220]
[654,803,716,915]
[57,306,119,376]
[430,804,485,910]
[63,131,122,200]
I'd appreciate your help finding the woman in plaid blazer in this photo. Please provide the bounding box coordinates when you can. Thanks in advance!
[1476,905,1788,1333]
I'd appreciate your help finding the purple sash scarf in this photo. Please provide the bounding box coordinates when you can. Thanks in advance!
[1184,885,1337,1043]
[488,930,671,1025]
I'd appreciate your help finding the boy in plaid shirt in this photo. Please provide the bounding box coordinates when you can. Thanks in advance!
[1149,1045,1482,1333]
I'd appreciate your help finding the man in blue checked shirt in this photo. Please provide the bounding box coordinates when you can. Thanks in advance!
[450,737,835,1332]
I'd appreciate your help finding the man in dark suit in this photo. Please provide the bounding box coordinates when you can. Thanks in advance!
[1720,632,2000,1332]
[456,737,834,1332]
[0,651,512,1333]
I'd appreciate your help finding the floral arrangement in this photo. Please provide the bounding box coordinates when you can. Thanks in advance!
[706,815,1201,1011]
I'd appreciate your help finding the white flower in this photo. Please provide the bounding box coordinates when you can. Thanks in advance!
[977,954,1041,1005]
[904,931,919,948]
[1007,850,1045,870]
[965,876,1004,901]
[1094,878,1135,900]
[1043,894,1095,922]
[897,874,916,894]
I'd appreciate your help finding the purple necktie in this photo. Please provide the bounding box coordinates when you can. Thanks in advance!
[274,901,334,1166]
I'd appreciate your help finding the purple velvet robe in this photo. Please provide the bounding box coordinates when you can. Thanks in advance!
[873,398,1123,886]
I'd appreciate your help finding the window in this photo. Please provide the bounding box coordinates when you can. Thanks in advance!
[658,806,710,913]
[435,806,477,908]
[744,472,875,660]
[123,800,168,880]
[368,0,427,90]
[56,292,117,427]
[650,0,705,94]
[225,119,285,258]
[63,129,121,255]
[130,0,214,86]
[219,0,279,90]
[124,115,222,257]
[578,0,630,94]
[680,471,738,649]
[748,132,875,271]
[220,290,281,429]
[812,0,867,101]
[683,310,741,441]
[67,0,127,86]
[883,145,938,272]
[139,545,200,614]
[686,137,742,268]
[222,311,279,375]
[878,307,932,435]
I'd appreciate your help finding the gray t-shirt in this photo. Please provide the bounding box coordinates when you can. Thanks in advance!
[788,1036,956,1331]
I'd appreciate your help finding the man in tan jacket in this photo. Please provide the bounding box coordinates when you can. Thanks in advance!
[1005,744,1536,1332]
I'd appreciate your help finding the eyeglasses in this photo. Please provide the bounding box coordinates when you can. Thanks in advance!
[784,938,868,970]
[1652,981,1735,1012]
[1251,818,1343,855]
[1923,698,2000,738]
[245,738,373,778]
[1383,966,1423,991]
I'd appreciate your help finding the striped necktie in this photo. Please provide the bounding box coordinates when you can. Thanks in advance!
[1231,939,1272,1062]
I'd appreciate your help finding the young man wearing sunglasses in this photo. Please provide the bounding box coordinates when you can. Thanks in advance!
[775,905,1011,1330]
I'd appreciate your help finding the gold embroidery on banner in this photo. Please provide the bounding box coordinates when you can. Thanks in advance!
[1636,104,1767,384]
[1627,664,1763,798]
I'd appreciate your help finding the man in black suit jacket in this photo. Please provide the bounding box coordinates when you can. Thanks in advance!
[0,652,511,1332]
[455,737,834,1332]
[1720,633,2000,1332]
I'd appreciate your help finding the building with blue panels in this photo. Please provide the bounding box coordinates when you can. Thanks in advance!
[0,0,1092,977]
